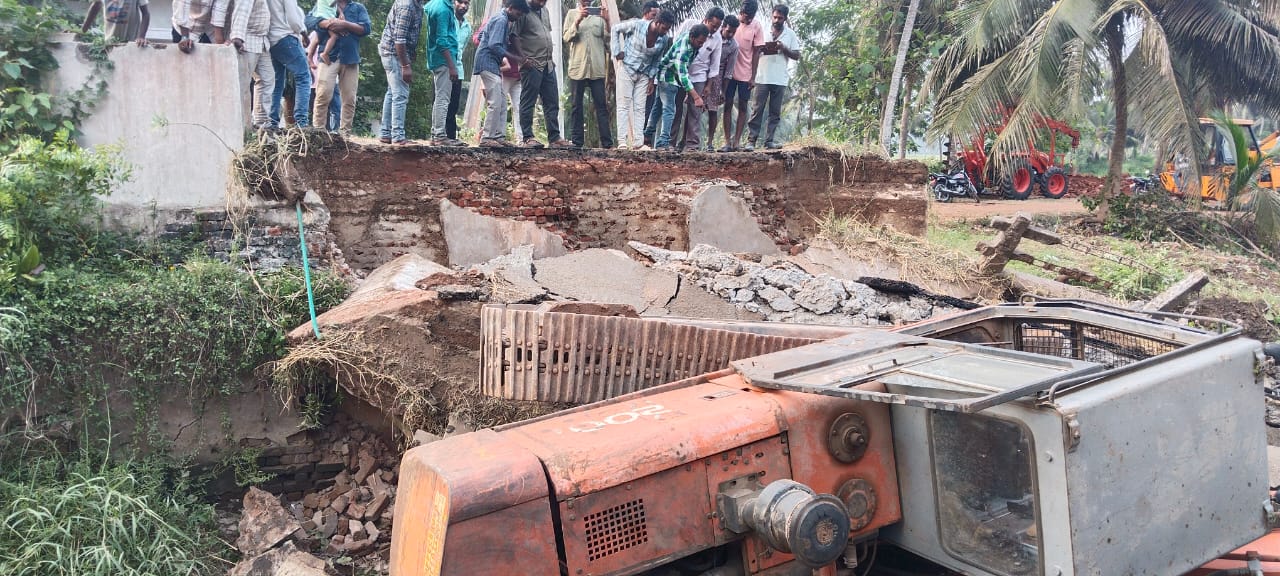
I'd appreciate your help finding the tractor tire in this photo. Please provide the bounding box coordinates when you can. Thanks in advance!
[1040,166,1069,199]
[1001,161,1035,200]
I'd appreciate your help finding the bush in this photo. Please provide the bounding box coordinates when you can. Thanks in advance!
[0,133,124,294]
[1,240,351,447]
[0,453,228,576]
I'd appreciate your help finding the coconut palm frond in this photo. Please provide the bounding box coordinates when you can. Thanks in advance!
[1163,0,1280,117]
[927,50,1018,141]
[1121,3,1203,192]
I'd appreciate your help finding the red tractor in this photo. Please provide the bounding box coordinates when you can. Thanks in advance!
[952,114,1081,200]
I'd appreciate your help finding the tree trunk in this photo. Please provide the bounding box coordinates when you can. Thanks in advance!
[898,73,913,159]
[879,0,920,155]
[1100,12,1128,220]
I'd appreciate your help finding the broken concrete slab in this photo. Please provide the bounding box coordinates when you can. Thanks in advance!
[439,200,567,267]
[237,487,303,556]
[790,239,997,301]
[1144,270,1209,312]
[228,541,330,576]
[687,185,782,256]
[1006,271,1123,306]
[633,241,958,325]
[350,253,453,299]
[532,249,678,314]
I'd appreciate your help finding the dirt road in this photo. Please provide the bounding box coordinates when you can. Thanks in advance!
[932,197,1089,221]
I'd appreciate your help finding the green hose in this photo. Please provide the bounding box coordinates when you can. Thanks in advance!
[296,202,322,340]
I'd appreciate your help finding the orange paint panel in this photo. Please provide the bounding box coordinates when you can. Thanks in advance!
[392,430,553,576]
[560,464,715,576]
[504,381,785,499]
[754,380,902,537]
[439,498,561,576]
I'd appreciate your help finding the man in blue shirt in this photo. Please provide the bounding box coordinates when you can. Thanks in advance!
[446,0,472,142]
[474,0,531,146]
[308,0,372,135]
[425,0,464,145]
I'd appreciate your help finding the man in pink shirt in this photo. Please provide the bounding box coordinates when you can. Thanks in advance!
[721,0,763,151]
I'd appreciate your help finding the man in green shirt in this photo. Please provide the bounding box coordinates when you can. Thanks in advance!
[654,23,708,149]
[512,0,573,148]
[425,0,463,145]
[563,2,613,148]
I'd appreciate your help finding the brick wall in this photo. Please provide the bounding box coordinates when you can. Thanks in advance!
[290,142,927,274]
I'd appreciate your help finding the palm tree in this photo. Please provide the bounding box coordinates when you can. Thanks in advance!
[880,0,922,155]
[925,0,1280,215]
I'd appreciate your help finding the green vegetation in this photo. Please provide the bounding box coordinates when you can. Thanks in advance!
[2,242,349,449]
[0,452,228,576]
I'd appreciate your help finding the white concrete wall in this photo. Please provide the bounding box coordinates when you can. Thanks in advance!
[46,34,245,231]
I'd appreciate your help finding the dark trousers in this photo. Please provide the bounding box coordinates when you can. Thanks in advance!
[678,81,705,150]
[569,77,614,148]
[519,64,562,143]
[644,87,684,146]
[446,78,463,139]
[747,83,786,146]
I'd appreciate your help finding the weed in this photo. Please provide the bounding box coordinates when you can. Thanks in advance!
[0,451,229,576]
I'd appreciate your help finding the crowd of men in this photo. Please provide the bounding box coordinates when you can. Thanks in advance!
[84,0,801,150]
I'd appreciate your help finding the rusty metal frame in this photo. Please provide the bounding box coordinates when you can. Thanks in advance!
[736,300,1243,413]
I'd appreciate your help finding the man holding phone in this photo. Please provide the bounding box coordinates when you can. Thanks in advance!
[564,0,614,148]
[744,4,799,150]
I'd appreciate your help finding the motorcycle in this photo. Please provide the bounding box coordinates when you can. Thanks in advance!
[929,169,980,203]
[1128,172,1158,195]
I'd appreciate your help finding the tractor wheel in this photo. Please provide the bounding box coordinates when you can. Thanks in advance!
[1001,161,1035,200]
[1040,166,1069,199]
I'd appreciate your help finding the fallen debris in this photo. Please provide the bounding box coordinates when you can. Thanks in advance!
[237,487,303,557]
[1143,270,1210,312]
[228,541,329,576]
[631,242,960,325]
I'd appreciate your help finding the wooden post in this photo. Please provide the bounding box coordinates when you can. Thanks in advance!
[977,212,1031,276]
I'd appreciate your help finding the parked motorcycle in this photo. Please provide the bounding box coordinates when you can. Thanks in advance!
[929,169,979,203]
[1128,172,1158,195]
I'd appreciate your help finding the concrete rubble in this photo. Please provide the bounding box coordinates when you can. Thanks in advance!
[229,422,400,576]
[630,242,960,326]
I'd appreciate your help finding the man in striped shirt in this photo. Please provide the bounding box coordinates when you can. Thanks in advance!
[377,0,424,144]
[610,7,674,149]
[230,0,275,129]
[654,23,708,150]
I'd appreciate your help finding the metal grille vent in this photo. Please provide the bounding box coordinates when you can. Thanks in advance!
[584,499,648,562]
[1017,321,1178,368]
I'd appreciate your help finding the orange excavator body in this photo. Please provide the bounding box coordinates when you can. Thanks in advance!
[391,372,900,576]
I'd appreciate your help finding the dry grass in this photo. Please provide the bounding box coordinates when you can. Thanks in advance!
[268,327,435,433]
[817,212,1007,301]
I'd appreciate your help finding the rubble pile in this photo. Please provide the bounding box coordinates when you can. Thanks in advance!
[229,421,400,575]
[631,242,960,326]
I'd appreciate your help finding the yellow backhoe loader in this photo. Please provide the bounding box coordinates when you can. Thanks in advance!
[1159,117,1280,203]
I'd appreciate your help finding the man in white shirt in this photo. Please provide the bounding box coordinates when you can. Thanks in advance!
[673,6,723,152]
[744,4,799,150]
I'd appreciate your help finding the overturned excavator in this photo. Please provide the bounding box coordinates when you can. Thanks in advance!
[391,301,1272,576]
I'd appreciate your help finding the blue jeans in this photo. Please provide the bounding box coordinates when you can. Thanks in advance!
[327,88,341,132]
[380,55,411,142]
[656,83,680,148]
[268,36,311,128]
